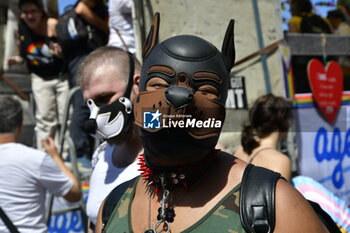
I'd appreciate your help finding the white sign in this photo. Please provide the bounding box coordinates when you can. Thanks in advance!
[294,105,350,204]
[225,76,247,109]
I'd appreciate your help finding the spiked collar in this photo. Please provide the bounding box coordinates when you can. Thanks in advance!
[137,150,219,194]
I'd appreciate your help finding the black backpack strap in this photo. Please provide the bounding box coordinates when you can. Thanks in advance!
[0,207,20,233]
[240,164,282,233]
[308,200,341,233]
[102,176,139,228]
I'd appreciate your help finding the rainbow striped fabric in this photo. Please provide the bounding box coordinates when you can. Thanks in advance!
[293,176,350,232]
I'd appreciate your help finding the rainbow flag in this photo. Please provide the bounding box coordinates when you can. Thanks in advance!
[81,182,89,203]
[293,176,350,232]
[292,92,350,108]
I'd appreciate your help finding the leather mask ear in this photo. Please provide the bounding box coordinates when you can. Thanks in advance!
[221,19,236,72]
[142,12,160,59]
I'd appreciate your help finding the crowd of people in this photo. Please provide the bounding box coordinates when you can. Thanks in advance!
[288,0,350,92]
[1,0,350,232]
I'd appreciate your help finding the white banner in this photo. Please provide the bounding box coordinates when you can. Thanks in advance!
[294,105,350,204]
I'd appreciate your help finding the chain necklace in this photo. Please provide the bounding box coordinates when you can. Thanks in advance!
[140,151,220,233]
[145,179,190,233]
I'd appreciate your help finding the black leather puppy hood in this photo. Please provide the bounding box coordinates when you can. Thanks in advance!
[135,13,235,130]
[140,35,230,104]
[139,13,235,103]
[133,13,235,166]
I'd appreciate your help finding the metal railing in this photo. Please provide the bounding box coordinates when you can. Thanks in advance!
[45,86,89,233]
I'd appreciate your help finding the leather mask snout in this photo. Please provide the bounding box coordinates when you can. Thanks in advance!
[133,88,225,139]
[164,86,193,110]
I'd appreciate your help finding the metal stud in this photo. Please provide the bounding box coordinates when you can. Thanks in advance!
[172,179,179,184]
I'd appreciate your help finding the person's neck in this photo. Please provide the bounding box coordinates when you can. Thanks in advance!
[257,131,279,149]
[111,129,143,168]
[140,150,219,194]
[0,133,17,145]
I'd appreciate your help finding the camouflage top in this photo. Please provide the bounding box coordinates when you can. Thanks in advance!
[104,177,246,233]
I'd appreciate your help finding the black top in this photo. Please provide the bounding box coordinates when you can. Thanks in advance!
[18,22,65,79]
[64,0,108,59]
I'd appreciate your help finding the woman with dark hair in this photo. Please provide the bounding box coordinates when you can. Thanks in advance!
[7,0,70,153]
[234,94,292,181]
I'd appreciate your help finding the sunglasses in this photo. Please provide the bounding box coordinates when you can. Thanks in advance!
[20,9,40,16]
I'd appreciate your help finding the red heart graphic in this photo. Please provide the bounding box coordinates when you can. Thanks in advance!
[307,59,343,124]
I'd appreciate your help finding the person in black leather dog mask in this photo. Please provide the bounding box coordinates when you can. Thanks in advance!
[95,13,329,233]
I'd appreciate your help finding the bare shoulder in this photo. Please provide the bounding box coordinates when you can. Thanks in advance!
[258,150,291,168]
[257,150,291,180]
[219,151,248,185]
[274,179,329,233]
[232,145,248,162]
[259,149,289,161]
[220,150,246,167]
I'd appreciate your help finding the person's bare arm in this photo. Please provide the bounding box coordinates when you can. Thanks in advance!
[7,56,24,67]
[95,198,106,232]
[7,29,24,68]
[42,136,82,202]
[263,151,292,182]
[47,18,63,58]
[75,0,109,34]
[274,179,329,233]
[276,155,291,182]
